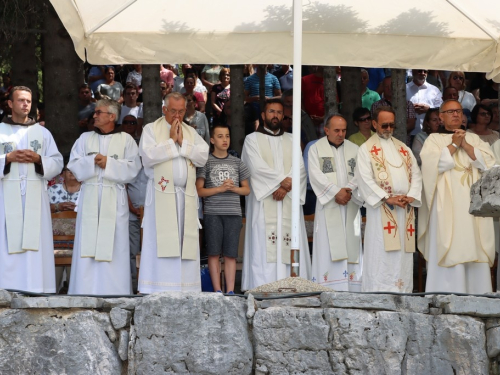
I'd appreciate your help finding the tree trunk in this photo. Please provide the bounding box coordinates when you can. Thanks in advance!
[324,66,338,117]
[259,66,266,111]
[11,27,38,118]
[142,64,161,126]
[42,0,83,156]
[230,65,245,156]
[341,67,361,136]
[391,69,407,143]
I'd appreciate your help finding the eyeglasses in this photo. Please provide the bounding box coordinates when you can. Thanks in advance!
[267,109,283,115]
[440,109,463,115]
[167,109,186,116]
[94,110,112,116]
[452,75,464,81]
[380,123,396,129]
[122,120,138,125]
[358,116,371,122]
[478,112,492,117]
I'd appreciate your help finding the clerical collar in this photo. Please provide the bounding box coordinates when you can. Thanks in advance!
[2,116,36,126]
[256,125,284,137]
[328,139,344,149]
[438,125,465,134]
[94,125,123,135]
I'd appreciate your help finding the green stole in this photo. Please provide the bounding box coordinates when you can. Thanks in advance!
[364,135,415,253]
[0,123,43,253]
[81,131,126,261]
[255,132,293,264]
[153,117,198,260]
[315,137,360,263]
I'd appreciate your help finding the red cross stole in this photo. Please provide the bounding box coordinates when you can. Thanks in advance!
[364,135,415,253]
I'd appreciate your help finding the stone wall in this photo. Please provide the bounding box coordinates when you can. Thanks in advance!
[1,290,500,374]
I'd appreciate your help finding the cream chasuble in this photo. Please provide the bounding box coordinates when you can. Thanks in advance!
[255,132,293,264]
[364,135,416,253]
[418,132,495,268]
[313,137,361,263]
[0,123,43,253]
[80,132,126,262]
[152,117,198,260]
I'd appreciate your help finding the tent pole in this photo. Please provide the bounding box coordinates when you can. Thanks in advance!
[290,0,303,278]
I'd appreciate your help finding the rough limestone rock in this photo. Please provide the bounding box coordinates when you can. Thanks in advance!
[11,295,103,309]
[0,290,12,307]
[253,307,489,374]
[110,307,132,330]
[130,292,253,374]
[434,295,500,317]
[118,329,129,361]
[470,166,500,217]
[0,309,121,374]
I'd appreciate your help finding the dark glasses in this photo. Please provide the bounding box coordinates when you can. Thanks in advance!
[380,123,396,129]
[452,75,464,81]
[122,120,138,125]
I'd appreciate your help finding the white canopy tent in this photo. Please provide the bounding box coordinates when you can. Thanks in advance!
[51,0,500,265]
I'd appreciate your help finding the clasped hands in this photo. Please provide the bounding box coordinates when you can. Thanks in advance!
[6,150,41,164]
[273,177,292,201]
[451,129,468,148]
[169,118,184,146]
[218,178,238,193]
[94,154,107,169]
[335,188,352,205]
[385,195,415,208]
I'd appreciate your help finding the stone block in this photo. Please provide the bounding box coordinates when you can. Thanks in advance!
[130,292,253,375]
[118,330,129,361]
[11,296,103,309]
[259,296,321,309]
[321,292,431,313]
[0,309,121,374]
[110,307,131,330]
[470,166,500,217]
[246,293,256,319]
[253,307,489,374]
[434,295,500,317]
[102,297,139,311]
[0,290,12,307]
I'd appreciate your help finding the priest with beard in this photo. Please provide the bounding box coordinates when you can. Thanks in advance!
[68,99,141,295]
[355,106,422,292]
[241,99,311,291]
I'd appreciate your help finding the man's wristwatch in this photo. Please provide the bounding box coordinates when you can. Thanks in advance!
[382,195,390,203]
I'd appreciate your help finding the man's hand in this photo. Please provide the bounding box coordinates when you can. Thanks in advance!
[59,202,76,211]
[385,195,407,208]
[94,154,107,169]
[451,129,466,147]
[334,188,352,205]
[280,177,292,192]
[401,196,415,205]
[414,103,430,115]
[272,187,288,201]
[170,119,179,143]
[6,150,41,164]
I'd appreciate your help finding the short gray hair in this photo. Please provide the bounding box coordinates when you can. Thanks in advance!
[164,92,187,108]
[439,99,462,112]
[96,99,121,123]
[361,69,369,79]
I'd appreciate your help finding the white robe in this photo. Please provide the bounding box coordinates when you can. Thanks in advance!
[68,131,141,295]
[138,120,209,293]
[0,123,63,293]
[423,145,491,294]
[241,131,312,291]
[308,141,363,291]
[356,136,422,293]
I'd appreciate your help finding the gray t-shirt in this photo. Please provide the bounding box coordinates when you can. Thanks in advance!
[196,153,250,216]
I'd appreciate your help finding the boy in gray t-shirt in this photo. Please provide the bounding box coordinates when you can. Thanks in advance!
[196,124,250,294]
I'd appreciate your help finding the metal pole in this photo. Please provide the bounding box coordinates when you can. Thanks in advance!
[290,0,302,277]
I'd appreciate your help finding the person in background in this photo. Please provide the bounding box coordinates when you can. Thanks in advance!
[490,105,500,132]
[119,84,144,129]
[95,66,124,103]
[183,76,206,113]
[467,104,499,145]
[126,64,142,95]
[412,108,440,166]
[184,94,210,144]
[361,69,381,111]
[348,107,374,147]
[77,84,96,132]
[447,71,476,111]
[211,68,231,124]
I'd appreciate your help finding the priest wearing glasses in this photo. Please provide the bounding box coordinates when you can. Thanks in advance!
[418,99,495,294]
[355,106,422,292]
